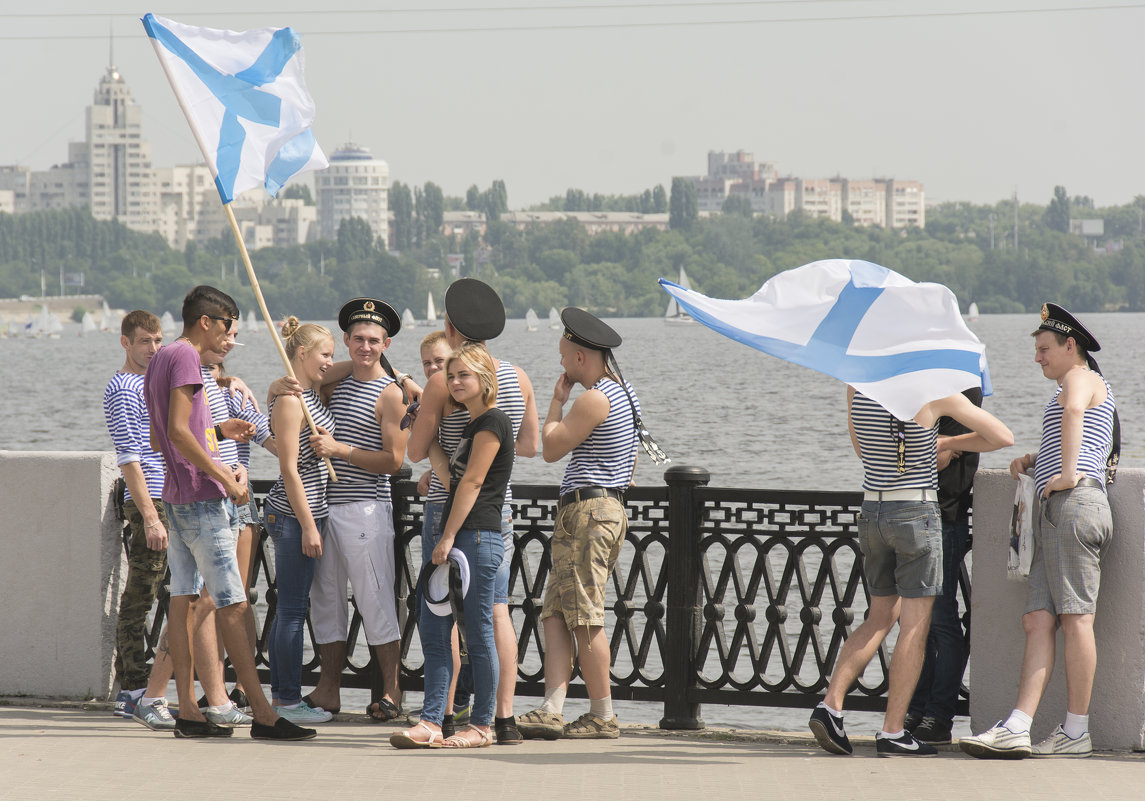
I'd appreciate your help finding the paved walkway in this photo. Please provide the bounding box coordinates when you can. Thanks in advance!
[2,703,1142,801]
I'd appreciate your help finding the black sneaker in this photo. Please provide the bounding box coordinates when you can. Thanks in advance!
[809,706,852,755]
[913,717,953,745]
[904,712,923,733]
[251,717,318,741]
[174,717,234,738]
[876,730,938,757]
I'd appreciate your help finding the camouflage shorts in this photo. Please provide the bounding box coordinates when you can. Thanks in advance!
[115,499,170,691]
[542,496,628,629]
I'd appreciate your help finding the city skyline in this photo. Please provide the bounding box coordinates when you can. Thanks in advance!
[2,1,1143,210]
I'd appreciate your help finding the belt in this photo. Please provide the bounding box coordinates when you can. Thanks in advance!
[863,488,938,502]
[558,487,625,509]
[1072,476,1105,492]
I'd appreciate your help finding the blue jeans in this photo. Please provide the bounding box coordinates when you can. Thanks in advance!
[909,518,969,727]
[424,502,473,709]
[418,525,502,727]
[494,501,513,605]
[265,509,325,705]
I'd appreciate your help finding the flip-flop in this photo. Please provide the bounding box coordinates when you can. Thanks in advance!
[301,694,339,715]
[389,720,443,749]
[443,724,493,749]
[367,697,402,722]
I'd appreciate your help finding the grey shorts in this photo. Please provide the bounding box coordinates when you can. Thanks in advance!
[1026,486,1112,616]
[857,500,941,599]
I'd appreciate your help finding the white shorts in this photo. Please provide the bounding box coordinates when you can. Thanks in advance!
[310,499,400,646]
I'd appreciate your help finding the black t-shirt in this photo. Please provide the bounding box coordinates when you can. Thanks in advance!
[442,408,515,531]
[937,387,982,522]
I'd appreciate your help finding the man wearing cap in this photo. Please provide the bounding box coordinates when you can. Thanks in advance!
[961,303,1116,760]
[517,308,642,741]
[301,298,410,721]
[407,277,538,744]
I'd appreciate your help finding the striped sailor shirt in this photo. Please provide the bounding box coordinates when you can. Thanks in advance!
[559,376,639,495]
[327,374,394,505]
[265,389,337,519]
[104,371,165,501]
[851,391,938,492]
[1034,378,1115,497]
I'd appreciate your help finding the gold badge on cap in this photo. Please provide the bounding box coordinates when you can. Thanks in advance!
[1040,303,1049,321]
[364,301,375,312]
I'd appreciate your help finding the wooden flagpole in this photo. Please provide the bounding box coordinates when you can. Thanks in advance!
[225,203,337,481]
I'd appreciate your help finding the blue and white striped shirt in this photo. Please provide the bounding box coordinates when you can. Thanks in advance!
[851,391,937,492]
[265,389,337,519]
[103,371,165,501]
[426,358,527,505]
[1034,378,1115,497]
[560,376,639,495]
[327,374,394,505]
[202,368,240,467]
[222,389,271,469]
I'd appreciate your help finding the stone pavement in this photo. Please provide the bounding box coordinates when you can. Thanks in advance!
[2,704,1142,801]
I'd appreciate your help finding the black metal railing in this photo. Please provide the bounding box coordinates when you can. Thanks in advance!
[136,465,971,728]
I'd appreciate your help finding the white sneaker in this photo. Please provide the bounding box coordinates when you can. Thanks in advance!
[132,698,176,731]
[959,722,1032,759]
[1032,725,1092,758]
[275,701,332,724]
[205,702,254,727]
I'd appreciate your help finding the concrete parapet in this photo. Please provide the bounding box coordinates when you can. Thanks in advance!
[0,451,122,699]
[970,468,1145,750]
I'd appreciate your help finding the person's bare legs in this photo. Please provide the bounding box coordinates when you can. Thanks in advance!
[493,603,517,717]
[215,601,277,725]
[572,624,610,701]
[1059,613,1097,715]
[882,595,935,732]
[143,626,174,698]
[444,625,462,715]
[1014,609,1058,717]
[542,615,575,694]
[823,594,902,712]
[168,595,206,722]
[375,640,402,708]
[308,641,346,711]
[190,593,230,707]
[232,522,260,694]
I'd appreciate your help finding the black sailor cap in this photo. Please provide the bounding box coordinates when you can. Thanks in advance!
[1038,302,1100,352]
[338,297,401,337]
[561,307,622,351]
[445,278,505,341]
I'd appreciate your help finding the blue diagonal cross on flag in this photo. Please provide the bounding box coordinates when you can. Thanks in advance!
[659,259,991,420]
[143,13,328,203]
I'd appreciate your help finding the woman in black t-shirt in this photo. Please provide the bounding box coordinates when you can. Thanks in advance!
[391,343,514,750]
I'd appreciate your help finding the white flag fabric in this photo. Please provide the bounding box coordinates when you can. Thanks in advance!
[659,259,992,421]
[142,13,328,204]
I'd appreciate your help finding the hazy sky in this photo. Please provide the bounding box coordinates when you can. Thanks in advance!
[3,1,1143,209]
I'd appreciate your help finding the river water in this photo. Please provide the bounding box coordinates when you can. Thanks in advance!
[3,312,1142,732]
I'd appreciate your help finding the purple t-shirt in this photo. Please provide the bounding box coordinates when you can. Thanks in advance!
[144,340,225,504]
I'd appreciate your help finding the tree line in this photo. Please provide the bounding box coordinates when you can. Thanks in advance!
[1,185,1144,321]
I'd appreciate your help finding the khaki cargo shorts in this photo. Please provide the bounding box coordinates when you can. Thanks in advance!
[542,496,628,629]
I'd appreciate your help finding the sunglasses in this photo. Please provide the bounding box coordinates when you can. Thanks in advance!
[204,314,237,332]
[400,399,420,431]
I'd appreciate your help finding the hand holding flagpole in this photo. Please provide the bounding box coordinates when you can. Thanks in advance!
[142,12,336,479]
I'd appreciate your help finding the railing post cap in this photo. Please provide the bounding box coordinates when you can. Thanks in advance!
[664,465,710,484]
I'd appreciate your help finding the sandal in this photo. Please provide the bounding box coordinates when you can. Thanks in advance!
[495,716,524,745]
[367,697,402,723]
[302,694,339,716]
[443,724,493,749]
[389,720,443,749]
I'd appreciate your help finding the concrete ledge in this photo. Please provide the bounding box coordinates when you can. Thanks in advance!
[0,451,121,699]
[970,468,1145,750]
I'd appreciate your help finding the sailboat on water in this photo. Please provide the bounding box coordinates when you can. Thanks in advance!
[525,308,539,332]
[246,310,258,331]
[401,308,416,329]
[421,293,438,327]
[160,311,176,334]
[548,307,561,330]
[967,302,980,322]
[100,299,115,331]
[664,267,695,324]
[81,312,98,336]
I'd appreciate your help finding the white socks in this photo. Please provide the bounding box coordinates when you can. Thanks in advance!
[538,687,567,715]
[1003,709,1032,734]
[589,696,614,719]
[208,702,235,715]
[818,701,843,718]
[1063,712,1089,739]
[139,695,164,707]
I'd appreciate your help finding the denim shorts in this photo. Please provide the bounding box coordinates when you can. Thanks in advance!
[230,496,258,529]
[1026,485,1112,616]
[857,500,942,599]
[494,502,513,605]
[163,498,248,607]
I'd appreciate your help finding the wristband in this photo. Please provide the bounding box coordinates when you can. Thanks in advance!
[347,444,354,464]
[395,373,410,385]
[146,520,162,529]
[215,424,226,441]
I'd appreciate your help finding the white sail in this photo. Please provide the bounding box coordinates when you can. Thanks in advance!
[101,299,114,331]
[81,312,98,336]
[246,310,258,331]
[46,311,63,336]
[525,308,539,332]
[24,313,39,337]
[160,311,176,334]
[665,267,695,323]
[401,308,416,329]
[426,292,437,324]
[968,302,979,321]
[548,307,561,329]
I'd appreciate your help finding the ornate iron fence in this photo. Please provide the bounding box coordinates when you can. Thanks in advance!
[136,465,971,728]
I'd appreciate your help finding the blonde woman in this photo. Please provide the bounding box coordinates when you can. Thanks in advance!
[392,343,515,749]
[263,317,337,725]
